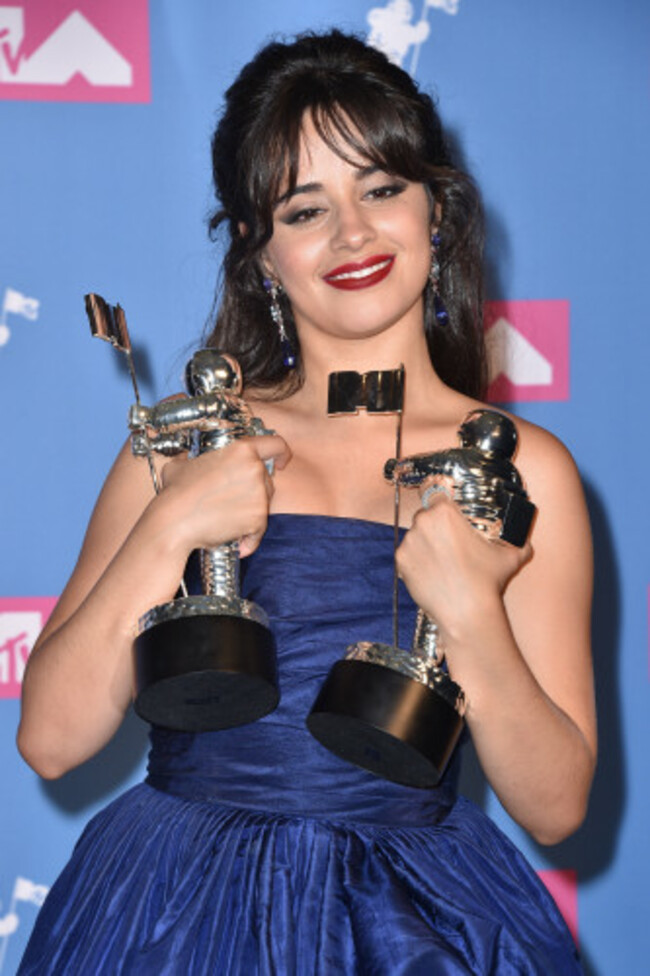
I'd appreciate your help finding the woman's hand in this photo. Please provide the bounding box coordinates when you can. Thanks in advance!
[395,492,531,645]
[395,425,596,845]
[156,434,291,559]
[17,431,291,778]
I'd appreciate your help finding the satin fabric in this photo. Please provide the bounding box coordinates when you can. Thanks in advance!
[19,515,582,975]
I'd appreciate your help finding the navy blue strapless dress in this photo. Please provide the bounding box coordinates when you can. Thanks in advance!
[19,515,582,975]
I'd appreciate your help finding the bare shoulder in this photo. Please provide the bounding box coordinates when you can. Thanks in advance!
[507,414,586,510]
[498,414,593,600]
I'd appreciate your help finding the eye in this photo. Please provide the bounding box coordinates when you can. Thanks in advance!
[281,206,325,226]
[364,180,408,201]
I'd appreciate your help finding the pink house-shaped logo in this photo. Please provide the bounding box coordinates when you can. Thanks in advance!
[0,1,150,102]
[485,300,570,403]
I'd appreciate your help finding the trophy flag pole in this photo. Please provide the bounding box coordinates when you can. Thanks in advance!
[84,293,188,599]
[309,408,535,788]
[325,365,406,651]
[392,365,405,651]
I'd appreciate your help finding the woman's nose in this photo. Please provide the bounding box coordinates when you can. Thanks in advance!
[330,201,376,251]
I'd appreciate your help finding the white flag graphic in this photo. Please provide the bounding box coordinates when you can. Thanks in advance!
[13,877,49,907]
[426,0,460,13]
[3,288,40,320]
[0,911,18,937]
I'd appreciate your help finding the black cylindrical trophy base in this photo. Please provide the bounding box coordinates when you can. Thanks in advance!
[307,659,463,788]
[134,613,278,732]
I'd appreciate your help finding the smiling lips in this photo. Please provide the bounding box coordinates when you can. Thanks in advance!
[322,254,395,291]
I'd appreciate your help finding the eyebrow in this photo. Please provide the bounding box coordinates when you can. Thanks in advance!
[274,165,383,208]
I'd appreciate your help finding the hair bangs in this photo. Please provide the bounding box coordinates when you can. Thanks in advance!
[313,89,431,185]
[245,78,433,251]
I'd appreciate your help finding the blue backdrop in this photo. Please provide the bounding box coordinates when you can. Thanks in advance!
[1,1,648,972]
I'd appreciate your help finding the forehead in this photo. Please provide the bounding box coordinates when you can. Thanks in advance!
[285,112,380,188]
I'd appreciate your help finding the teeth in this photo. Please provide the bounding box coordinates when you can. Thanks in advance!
[329,258,391,281]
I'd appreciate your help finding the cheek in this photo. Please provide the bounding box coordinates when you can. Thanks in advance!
[266,237,318,288]
[381,209,431,259]
[408,224,433,283]
[412,212,433,251]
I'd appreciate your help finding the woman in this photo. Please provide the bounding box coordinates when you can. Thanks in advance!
[18,30,595,975]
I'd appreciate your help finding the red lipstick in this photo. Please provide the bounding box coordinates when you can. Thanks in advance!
[322,254,395,291]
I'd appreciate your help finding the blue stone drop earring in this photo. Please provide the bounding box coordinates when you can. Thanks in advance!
[429,232,449,327]
[263,276,296,369]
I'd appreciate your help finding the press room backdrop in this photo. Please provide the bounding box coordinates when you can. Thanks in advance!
[1,1,648,973]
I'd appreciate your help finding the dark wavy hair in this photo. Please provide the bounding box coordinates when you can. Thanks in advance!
[207,30,487,398]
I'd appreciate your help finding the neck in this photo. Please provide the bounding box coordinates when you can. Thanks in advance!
[292,318,445,418]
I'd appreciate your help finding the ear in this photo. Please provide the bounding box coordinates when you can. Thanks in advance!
[258,251,278,283]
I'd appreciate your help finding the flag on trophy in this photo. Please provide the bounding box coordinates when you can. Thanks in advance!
[85,292,132,352]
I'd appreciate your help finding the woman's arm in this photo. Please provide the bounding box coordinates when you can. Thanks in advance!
[17,434,289,779]
[396,423,595,845]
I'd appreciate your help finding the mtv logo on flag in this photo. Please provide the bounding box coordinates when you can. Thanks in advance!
[0,1,150,103]
[485,300,570,403]
[538,869,578,943]
[0,598,56,699]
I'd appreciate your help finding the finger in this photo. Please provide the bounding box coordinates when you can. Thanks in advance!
[516,540,534,568]
[238,527,266,558]
[411,491,453,527]
[248,434,292,470]
[263,467,274,501]
[419,476,454,508]
[490,535,532,558]
[419,488,454,511]
[159,454,186,488]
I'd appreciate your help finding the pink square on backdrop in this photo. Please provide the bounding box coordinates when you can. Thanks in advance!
[0,597,57,699]
[485,300,570,403]
[0,0,150,102]
[538,868,578,944]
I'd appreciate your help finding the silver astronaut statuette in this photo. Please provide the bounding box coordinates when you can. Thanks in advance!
[308,406,536,788]
[85,294,279,731]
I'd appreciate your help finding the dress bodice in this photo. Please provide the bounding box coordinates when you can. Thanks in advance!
[147,514,461,825]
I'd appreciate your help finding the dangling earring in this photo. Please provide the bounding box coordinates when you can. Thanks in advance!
[263,276,296,369]
[429,232,449,327]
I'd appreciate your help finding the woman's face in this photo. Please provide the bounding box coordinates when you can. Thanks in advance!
[262,116,432,351]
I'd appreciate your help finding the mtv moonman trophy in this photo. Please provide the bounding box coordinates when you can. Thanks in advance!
[84,293,279,732]
[308,406,536,788]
